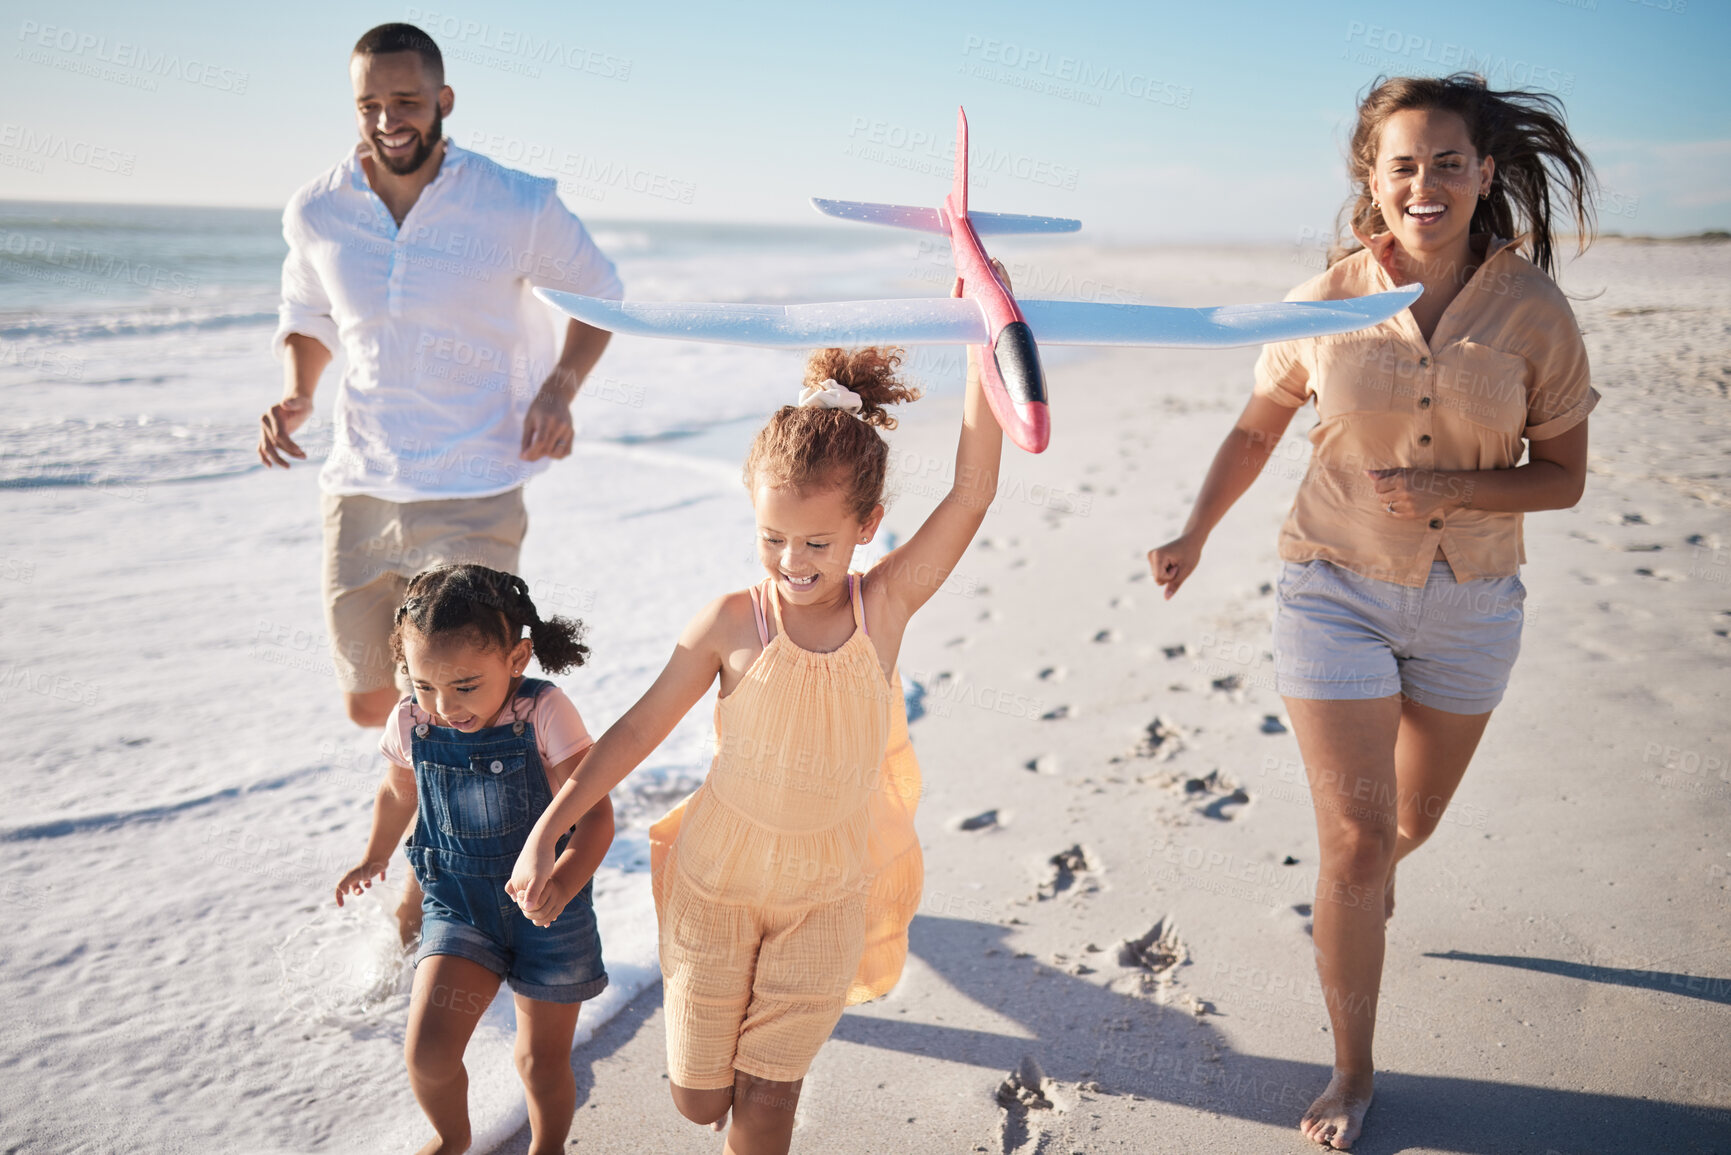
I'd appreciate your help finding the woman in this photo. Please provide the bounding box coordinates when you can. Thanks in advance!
[1149,74,1598,1150]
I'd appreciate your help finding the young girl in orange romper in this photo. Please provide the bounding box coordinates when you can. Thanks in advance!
[510,288,1006,1153]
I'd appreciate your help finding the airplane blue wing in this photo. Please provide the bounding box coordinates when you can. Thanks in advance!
[1018,287,1421,347]
[535,286,1418,350]
[535,289,988,348]
[810,198,946,233]
[968,210,1082,235]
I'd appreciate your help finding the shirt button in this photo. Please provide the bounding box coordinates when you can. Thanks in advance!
[1419,396,1432,408]
[1429,518,1444,529]
[1419,434,1432,446]
[490,760,504,774]
[1418,356,1431,368]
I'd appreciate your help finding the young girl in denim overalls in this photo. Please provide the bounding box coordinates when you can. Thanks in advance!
[335,564,613,1155]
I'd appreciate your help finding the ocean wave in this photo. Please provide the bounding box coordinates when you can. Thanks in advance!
[0,306,277,343]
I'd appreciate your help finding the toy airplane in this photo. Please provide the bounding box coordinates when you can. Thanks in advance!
[536,108,1419,454]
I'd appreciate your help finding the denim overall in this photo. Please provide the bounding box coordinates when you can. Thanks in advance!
[405,677,608,1004]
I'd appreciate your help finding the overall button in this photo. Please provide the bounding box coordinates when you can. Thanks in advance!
[512,721,526,736]
[415,723,429,738]
[490,760,504,774]
[1428,518,1444,529]
[1419,434,1432,445]
[1418,396,1432,409]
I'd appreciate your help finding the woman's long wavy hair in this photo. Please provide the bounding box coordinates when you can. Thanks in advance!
[1332,73,1597,278]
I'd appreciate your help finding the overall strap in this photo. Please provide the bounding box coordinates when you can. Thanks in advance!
[849,572,868,637]
[747,581,772,646]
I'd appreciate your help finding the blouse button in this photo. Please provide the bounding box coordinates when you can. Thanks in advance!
[1419,434,1432,446]
[1429,518,1444,530]
[490,760,504,774]
[1419,396,1432,408]
[1418,356,1431,368]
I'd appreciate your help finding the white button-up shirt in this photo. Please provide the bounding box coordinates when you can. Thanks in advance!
[274,143,623,502]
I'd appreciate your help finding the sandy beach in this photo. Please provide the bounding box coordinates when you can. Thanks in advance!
[4,236,1728,1155]
[497,236,1731,1154]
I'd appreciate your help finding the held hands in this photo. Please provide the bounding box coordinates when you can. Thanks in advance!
[258,396,312,468]
[1365,468,1466,520]
[1148,531,1205,600]
[521,370,578,461]
[334,859,389,907]
[505,843,562,926]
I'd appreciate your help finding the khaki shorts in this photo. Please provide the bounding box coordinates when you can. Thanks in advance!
[320,488,528,693]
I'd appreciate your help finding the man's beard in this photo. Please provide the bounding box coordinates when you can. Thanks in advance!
[371,109,443,176]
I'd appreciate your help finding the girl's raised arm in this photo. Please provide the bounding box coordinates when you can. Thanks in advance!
[870,278,1006,627]
[508,596,729,910]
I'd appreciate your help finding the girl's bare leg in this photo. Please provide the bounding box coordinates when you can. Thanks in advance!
[405,955,502,1155]
[724,1072,802,1155]
[1386,699,1493,919]
[1286,695,1403,1151]
[669,1081,733,1129]
[512,994,581,1155]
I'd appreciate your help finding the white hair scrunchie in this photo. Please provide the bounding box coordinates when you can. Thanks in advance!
[796,377,864,417]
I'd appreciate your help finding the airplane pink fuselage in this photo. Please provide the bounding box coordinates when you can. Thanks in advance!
[941,139,1050,453]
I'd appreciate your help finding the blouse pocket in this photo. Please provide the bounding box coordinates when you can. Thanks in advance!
[1434,341,1528,437]
[424,752,533,839]
[1313,334,1407,419]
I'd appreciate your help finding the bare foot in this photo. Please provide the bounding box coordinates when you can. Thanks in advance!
[1301,1068,1373,1149]
[413,1133,469,1154]
[1384,863,1397,923]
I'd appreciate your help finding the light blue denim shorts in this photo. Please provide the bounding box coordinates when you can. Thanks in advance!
[1272,559,1525,715]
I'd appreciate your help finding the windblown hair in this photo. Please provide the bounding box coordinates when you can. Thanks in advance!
[743,347,922,522]
[1333,73,1597,277]
[353,23,445,85]
[390,564,588,675]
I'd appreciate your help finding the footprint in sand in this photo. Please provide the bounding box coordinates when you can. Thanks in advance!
[1040,704,1072,721]
[1114,918,1187,997]
[1136,716,1185,759]
[1162,643,1189,659]
[995,1056,1066,1154]
[956,809,1003,832]
[1038,666,1068,682]
[1037,844,1096,900]
[1025,754,1060,775]
[1093,628,1120,643]
[1261,714,1289,734]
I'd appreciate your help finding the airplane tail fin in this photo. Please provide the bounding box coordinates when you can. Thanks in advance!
[947,106,968,221]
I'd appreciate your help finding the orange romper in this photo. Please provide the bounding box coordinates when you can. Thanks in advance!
[648,572,923,1088]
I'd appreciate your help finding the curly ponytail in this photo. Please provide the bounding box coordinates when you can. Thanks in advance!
[743,346,922,521]
[390,564,590,675]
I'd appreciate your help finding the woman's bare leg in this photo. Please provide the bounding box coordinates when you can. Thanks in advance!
[405,955,502,1154]
[1286,694,1403,1151]
[1385,699,1493,918]
[512,993,581,1155]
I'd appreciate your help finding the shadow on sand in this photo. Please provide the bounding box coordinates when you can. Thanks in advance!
[822,915,1731,1154]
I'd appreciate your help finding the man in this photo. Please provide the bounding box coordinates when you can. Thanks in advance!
[258,23,618,941]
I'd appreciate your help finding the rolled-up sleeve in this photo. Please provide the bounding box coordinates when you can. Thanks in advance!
[524,188,623,301]
[1254,338,1311,408]
[272,206,341,358]
[1522,307,1597,441]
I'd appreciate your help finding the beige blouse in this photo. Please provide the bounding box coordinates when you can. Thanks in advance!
[1254,236,1598,587]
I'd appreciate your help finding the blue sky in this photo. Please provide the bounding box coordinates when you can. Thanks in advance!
[1,0,1724,241]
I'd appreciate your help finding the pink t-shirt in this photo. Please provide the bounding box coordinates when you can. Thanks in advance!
[379,683,594,794]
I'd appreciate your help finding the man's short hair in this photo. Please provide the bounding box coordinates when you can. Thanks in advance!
[352,23,444,85]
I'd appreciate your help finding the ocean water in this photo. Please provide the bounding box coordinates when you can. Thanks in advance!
[0,201,984,1153]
